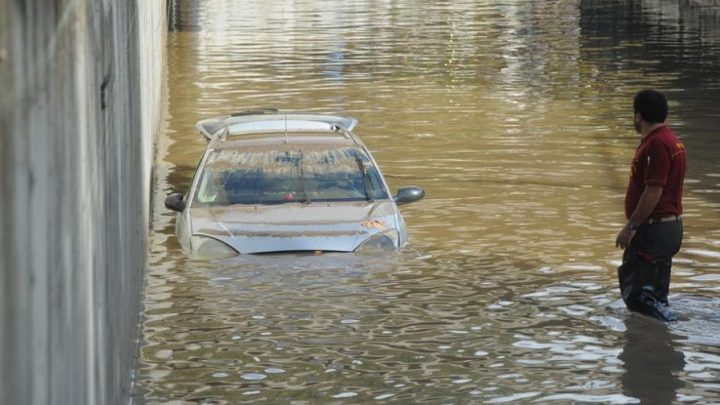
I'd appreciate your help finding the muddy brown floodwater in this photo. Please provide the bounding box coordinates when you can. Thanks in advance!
[134,1,720,403]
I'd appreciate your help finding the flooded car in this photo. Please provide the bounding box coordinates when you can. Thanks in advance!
[164,111,425,258]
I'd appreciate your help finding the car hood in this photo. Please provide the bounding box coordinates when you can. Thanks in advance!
[189,201,397,254]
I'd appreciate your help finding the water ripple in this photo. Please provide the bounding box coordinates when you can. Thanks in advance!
[138,0,720,403]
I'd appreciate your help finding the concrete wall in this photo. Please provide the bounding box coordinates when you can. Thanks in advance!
[0,1,165,404]
[687,0,720,7]
[639,0,720,48]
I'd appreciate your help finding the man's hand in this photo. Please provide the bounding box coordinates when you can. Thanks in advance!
[616,226,636,249]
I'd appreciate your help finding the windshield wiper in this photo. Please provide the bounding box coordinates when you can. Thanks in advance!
[355,156,375,203]
[297,149,311,204]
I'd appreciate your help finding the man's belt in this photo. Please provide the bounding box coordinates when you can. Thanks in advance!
[647,215,682,224]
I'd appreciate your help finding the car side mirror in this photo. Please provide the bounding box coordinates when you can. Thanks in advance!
[395,186,425,205]
[165,192,186,212]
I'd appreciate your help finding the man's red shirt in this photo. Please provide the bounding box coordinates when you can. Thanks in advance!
[625,125,687,220]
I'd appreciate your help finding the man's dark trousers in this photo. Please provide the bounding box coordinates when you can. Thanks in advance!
[617,219,683,320]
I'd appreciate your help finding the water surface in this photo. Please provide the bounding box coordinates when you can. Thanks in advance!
[136,1,720,403]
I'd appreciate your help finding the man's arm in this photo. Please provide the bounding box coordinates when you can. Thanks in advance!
[615,185,664,249]
[627,184,664,226]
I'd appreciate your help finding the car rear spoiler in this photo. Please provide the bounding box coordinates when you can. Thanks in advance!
[195,109,359,140]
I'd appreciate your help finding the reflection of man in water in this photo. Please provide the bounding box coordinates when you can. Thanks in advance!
[619,317,685,404]
[615,90,687,321]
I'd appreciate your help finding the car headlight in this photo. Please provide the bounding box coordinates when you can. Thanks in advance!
[355,230,399,255]
[191,235,239,259]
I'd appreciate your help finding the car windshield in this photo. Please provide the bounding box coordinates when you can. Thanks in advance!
[192,145,389,206]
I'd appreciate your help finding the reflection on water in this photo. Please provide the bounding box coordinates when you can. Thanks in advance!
[620,316,685,405]
[136,0,720,403]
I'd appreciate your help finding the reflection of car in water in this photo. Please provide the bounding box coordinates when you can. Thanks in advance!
[165,110,425,258]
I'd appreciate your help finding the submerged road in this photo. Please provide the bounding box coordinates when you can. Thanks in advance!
[135,1,720,404]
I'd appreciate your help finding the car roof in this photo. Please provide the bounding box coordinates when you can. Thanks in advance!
[196,110,359,140]
[212,132,362,149]
[204,142,373,172]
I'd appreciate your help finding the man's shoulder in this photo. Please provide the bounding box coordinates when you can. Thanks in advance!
[658,125,679,139]
[649,126,681,145]
[649,126,686,157]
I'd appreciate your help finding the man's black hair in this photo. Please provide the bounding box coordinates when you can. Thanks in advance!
[633,89,668,123]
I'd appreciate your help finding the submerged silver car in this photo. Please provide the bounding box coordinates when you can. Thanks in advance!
[164,110,424,258]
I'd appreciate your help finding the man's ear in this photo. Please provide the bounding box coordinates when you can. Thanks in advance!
[634,112,645,127]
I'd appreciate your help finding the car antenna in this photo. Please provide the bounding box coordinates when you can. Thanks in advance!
[284,112,289,144]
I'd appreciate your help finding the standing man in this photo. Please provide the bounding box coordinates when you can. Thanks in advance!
[615,89,687,321]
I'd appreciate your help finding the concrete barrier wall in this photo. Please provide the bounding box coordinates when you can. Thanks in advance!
[687,0,720,6]
[644,0,720,39]
[0,1,165,404]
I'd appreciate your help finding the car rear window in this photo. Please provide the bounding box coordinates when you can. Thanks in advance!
[192,145,389,206]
